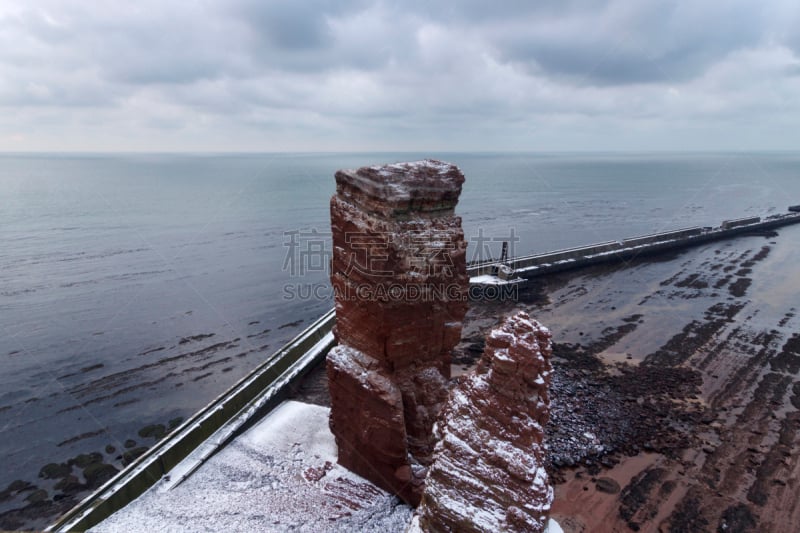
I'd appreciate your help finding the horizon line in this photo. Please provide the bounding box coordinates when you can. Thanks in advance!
[2,148,800,156]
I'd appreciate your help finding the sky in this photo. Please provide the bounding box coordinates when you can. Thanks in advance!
[1,0,799,152]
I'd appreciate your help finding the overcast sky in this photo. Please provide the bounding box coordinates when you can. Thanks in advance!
[1,0,799,152]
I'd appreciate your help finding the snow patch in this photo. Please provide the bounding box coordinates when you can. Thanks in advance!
[92,401,412,533]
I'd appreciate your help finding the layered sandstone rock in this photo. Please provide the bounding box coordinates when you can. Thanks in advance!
[326,160,469,505]
[417,312,554,532]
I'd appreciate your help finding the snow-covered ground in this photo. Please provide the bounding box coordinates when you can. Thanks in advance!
[92,401,412,533]
[92,399,562,532]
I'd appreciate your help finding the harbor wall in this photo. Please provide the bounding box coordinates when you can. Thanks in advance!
[469,212,800,281]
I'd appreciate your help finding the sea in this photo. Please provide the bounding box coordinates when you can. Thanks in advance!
[2,151,800,518]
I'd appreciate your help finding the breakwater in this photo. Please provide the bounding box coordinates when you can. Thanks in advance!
[470,211,800,282]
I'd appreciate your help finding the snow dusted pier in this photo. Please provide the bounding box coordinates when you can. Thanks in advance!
[470,209,800,288]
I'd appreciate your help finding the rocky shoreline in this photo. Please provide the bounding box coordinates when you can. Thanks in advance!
[0,416,186,531]
[292,227,800,532]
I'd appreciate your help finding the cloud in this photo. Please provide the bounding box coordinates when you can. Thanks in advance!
[234,0,345,51]
[463,1,769,85]
[0,0,799,151]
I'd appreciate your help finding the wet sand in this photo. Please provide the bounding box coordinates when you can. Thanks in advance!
[293,224,800,533]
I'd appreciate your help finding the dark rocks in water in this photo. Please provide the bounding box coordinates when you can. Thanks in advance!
[417,312,554,532]
[24,489,48,504]
[1,480,34,501]
[0,495,78,532]
[82,463,119,488]
[3,412,183,531]
[69,452,103,468]
[326,160,469,506]
[121,447,148,466]
[8,480,33,492]
[38,463,70,480]
[178,333,215,345]
[138,423,167,440]
[54,475,83,495]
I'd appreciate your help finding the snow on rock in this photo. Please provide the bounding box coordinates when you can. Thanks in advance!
[92,401,412,533]
[416,312,554,532]
[327,160,469,506]
[337,159,465,215]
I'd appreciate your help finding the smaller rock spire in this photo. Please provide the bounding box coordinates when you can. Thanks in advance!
[417,311,554,532]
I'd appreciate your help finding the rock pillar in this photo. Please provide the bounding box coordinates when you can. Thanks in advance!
[417,312,554,532]
[326,160,469,505]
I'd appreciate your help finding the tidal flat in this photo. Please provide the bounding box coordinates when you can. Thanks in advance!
[293,224,800,533]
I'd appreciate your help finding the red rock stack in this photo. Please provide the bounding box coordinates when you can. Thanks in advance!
[417,311,554,532]
[326,160,469,505]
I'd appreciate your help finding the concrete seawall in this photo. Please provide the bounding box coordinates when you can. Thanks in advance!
[470,211,800,283]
